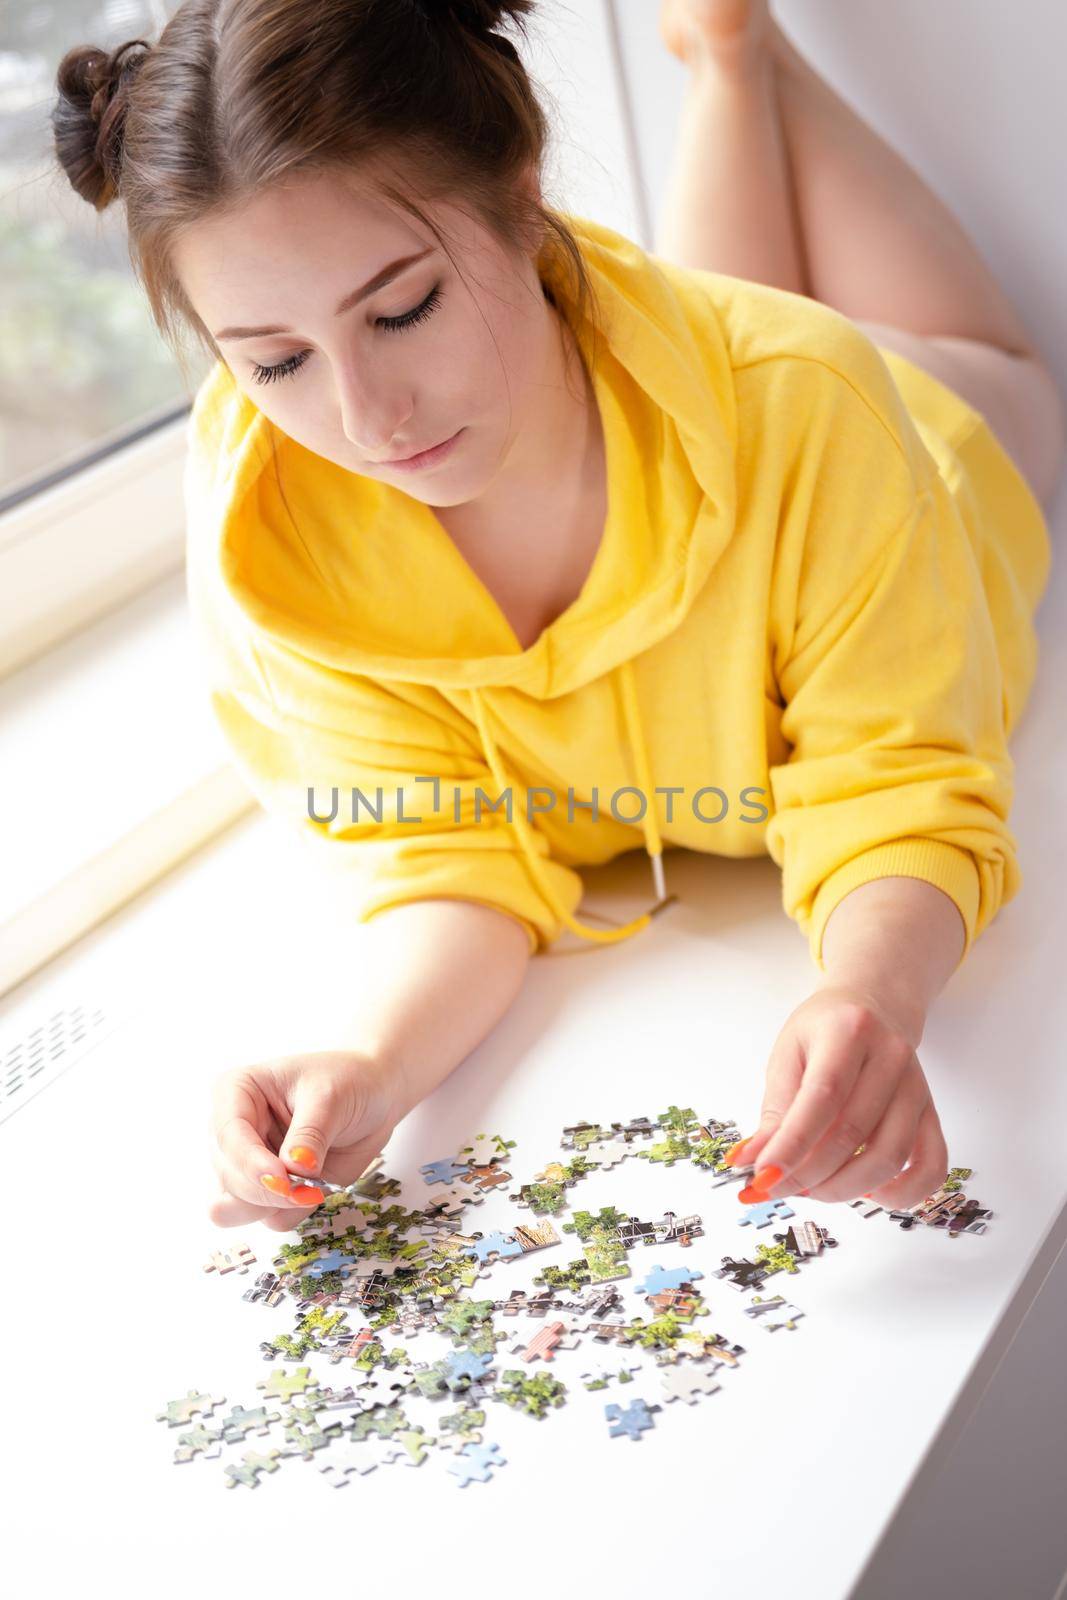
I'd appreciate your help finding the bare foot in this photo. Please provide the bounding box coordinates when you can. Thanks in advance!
[659,0,773,67]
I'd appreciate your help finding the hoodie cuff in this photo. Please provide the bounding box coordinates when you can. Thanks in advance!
[809,837,980,975]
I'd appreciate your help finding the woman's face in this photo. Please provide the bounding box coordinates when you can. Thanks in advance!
[173,168,555,507]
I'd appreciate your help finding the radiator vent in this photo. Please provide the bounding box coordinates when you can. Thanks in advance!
[1,1005,117,1124]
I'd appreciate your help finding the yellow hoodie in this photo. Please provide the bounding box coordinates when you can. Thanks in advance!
[184,213,1052,971]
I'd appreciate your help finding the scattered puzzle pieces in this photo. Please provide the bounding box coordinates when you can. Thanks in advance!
[171,1106,982,1493]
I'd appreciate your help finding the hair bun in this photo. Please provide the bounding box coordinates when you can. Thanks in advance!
[52,37,150,210]
[419,0,536,40]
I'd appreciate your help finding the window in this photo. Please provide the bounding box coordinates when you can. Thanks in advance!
[0,0,210,512]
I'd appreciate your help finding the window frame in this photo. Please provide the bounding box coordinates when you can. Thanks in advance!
[0,409,192,679]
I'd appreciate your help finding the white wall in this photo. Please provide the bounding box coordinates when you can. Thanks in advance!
[520,0,645,241]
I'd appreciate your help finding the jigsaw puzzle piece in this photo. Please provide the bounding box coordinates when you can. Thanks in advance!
[460,1133,513,1168]
[659,1367,721,1404]
[420,1157,470,1186]
[352,1376,411,1411]
[605,1398,660,1441]
[173,1423,223,1462]
[302,1247,360,1281]
[202,1242,256,1275]
[316,1446,383,1486]
[441,1349,495,1390]
[218,1403,280,1442]
[737,1197,796,1229]
[632,1263,705,1297]
[279,1419,345,1458]
[464,1230,524,1266]
[255,1366,320,1404]
[584,1139,630,1168]
[714,1256,771,1292]
[579,1360,642,1391]
[509,1320,580,1363]
[223,1448,282,1488]
[446,1441,506,1486]
[156,1390,227,1428]
[744,1293,805,1331]
[421,1182,487,1221]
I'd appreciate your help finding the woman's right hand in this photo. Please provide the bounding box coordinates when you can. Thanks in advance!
[208,1049,405,1231]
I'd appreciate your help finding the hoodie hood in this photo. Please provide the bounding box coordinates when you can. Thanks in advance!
[190,213,740,945]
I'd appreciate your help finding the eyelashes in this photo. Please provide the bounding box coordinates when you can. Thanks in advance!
[250,283,444,386]
[251,349,310,385]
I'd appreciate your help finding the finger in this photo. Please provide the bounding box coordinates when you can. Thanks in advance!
[206,1177,299,1231]
[865,1096,949,1212]
[802,1060,928,1202]
[725,1030,807,1174]
[742,1005,871,1191]
[769,1035,914,1198]
[276,1072,363,1186]
[213,1071,308,1208]
[211,1140,322,1218]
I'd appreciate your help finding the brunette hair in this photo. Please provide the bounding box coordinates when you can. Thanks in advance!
[50,0,601,383]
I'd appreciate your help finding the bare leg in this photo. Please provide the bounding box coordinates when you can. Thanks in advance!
[656,0,1066,505]
[656,1,809,293]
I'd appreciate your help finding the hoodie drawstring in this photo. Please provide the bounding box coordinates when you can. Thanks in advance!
[467,658,668,946]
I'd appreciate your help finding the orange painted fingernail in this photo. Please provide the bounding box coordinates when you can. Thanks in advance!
[724,1138,750,1165]
[287,1146,317,1168]
[288,1184,324,1206]
[260,1174,292,1196]
[799,1188,810,1197]
[751,1164,783,1192]
[738,1184,769,1204]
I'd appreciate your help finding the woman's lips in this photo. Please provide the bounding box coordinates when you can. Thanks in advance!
[383,428,464,471]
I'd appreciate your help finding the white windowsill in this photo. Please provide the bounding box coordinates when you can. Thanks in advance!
[0,569,254,996]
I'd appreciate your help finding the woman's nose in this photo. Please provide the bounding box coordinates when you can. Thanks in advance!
[336,364,414,457]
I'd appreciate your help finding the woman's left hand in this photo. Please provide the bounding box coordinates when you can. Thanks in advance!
[729,983,949,1211]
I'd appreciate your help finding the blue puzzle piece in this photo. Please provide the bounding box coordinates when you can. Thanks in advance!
[442,1349,493,1385]
[446,1441,506,1486]
[303,1248,357,1279]
[420,1157,470,1185]
[632,1263,705,1297]
[464,1230,524,1265]
[605,1398,657,1441]
[737,1197,795,1229]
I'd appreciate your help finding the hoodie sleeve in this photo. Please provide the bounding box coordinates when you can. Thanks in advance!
[193,616,586,957]
[760,351,1024,975]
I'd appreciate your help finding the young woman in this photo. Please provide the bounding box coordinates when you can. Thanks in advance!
[52,0,1064,1230]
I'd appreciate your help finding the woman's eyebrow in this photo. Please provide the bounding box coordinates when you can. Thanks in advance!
[213,247,436,340]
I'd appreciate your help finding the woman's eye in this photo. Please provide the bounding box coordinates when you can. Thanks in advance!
[378,282,443,335]
[250,350,311,386]
[250,283,444,385]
